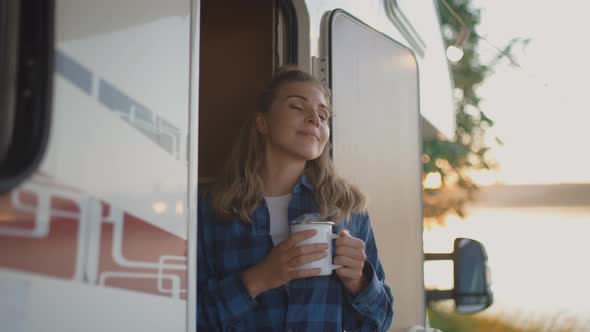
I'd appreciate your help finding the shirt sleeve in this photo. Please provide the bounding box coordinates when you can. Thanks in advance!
[341,212,394,332]
[197,196,257,331]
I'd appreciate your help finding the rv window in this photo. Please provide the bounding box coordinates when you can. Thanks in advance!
[275,0,297,69]
[0,0,54,193]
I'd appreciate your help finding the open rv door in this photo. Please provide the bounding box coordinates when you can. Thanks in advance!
[0,1,199,331]
[320,10,424,331]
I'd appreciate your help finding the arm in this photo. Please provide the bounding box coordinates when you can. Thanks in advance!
[340,213,394,332]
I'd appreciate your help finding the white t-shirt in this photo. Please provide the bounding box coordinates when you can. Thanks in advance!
[264,194,291,246]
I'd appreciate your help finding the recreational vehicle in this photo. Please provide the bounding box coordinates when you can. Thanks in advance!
[0,0,491,331]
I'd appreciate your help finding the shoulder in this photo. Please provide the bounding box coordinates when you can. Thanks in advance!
[198,190,261,226]
[197,191,230,227]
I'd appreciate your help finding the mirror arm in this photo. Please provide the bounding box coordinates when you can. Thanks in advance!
[424,253,453,261]
[424,252,455,303]
[426,289,453,302]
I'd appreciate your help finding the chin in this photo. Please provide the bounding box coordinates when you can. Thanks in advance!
[284,141,326,161]
[294,149,322,161]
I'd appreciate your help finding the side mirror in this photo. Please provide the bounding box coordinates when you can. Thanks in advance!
[425,237,493,314]
[453,238,493,313]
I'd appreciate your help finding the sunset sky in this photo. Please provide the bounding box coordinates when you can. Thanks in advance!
[471,0,590,185]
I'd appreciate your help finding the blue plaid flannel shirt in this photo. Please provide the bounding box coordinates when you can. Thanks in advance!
[197,175,394,331]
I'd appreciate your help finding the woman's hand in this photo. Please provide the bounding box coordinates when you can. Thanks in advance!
[241,229,329,298]
[334,229,368,295]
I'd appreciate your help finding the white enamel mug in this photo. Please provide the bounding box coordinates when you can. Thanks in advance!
[289,221,342,276]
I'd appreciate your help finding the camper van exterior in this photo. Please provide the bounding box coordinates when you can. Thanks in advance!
[0,1,458,331]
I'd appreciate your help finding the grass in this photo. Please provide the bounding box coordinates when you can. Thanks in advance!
[428,304,589,332]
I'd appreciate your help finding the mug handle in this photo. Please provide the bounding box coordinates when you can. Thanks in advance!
[331,233,342,270]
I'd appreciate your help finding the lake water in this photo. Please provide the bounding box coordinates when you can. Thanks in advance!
[423,206,590,327]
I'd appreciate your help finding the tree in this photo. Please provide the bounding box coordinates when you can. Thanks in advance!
[423,0,528,225]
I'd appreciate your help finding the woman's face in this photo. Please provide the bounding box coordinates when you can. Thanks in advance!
[257,81,331,162]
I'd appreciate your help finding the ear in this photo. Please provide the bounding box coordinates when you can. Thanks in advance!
[255,112,268,135]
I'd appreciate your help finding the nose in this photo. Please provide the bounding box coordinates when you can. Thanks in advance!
[305,109,321,127]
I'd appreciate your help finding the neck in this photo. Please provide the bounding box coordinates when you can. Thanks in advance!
[261,148,306,197]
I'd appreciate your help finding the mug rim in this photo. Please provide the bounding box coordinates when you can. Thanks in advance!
[290,221,334,226]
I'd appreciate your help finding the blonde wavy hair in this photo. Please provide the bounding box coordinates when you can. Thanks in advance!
[211,66,366,223]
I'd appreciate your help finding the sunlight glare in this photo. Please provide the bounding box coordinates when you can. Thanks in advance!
[424,172,442,189]
[152,201,168,214]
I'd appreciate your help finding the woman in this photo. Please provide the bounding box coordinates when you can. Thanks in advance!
[197,67,394,331]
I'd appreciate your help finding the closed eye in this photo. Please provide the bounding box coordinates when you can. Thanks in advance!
[289,104,304,110]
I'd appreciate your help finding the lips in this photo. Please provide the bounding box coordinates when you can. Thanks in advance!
[298,130,319,140]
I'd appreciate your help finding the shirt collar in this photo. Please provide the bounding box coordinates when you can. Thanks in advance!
[293,174,314,194]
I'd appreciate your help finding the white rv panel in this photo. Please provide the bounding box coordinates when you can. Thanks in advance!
[1,271,185,332]
[393,0,455,138]
[0,1,193,331]
[46,0,191,236]
[323,10,425,331]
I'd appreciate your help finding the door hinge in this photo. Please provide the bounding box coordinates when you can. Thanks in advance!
[311,56,329,86]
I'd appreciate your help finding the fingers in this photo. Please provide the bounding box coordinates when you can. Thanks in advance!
[286,242,329,259]
[334,232,365,283]
[335,246,366,261]
[284,229,317,247]
[335,230,365,249]
[290,268,322,279]
[333,255,364,270]
[288,251,328,267]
